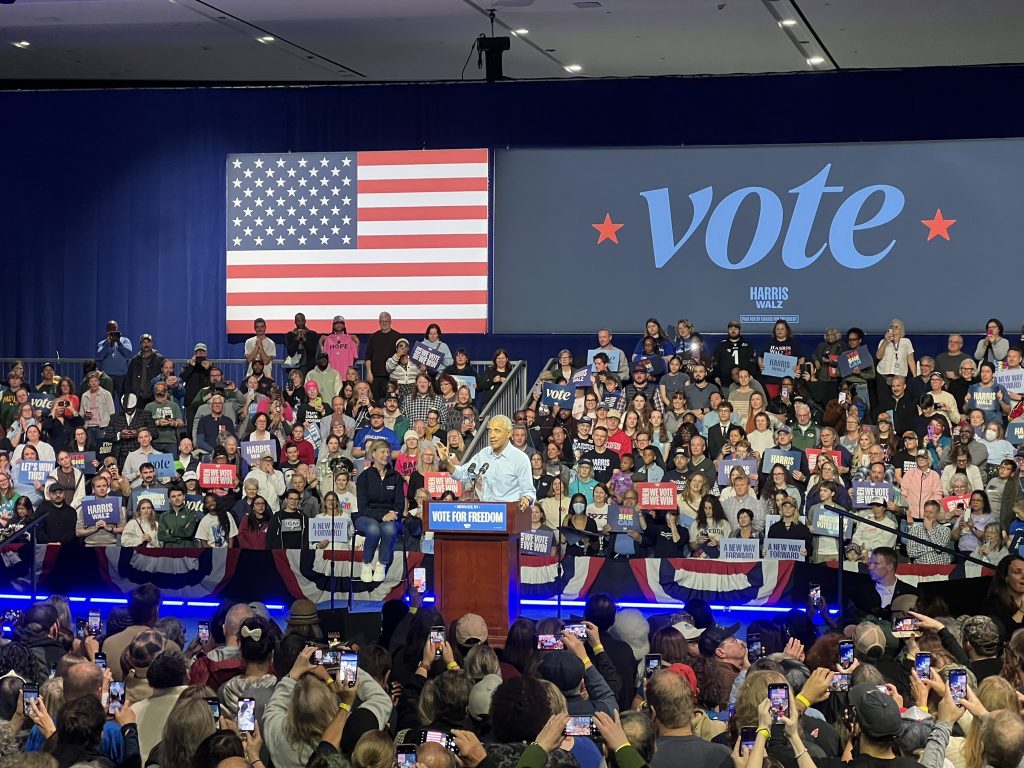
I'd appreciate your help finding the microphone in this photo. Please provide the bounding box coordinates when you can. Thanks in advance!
[478,462,490,476]
[466,463,478,480]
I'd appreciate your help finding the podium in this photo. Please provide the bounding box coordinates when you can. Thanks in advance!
[424,501,523,645]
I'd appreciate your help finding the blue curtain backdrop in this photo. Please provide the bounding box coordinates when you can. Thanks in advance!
[1,65,1023,375]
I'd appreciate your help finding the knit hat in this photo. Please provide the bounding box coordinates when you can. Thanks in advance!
[455,614,489,646]
[404,431,419,443]
[287,599,319,626]
[129,630,168,670]
[468,674,502,720]
[538,650,585,693]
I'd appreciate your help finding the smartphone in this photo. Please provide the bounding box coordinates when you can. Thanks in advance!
[23,684,38,717]
[206,697,221,726]
[748,633,763,660]
[893,616,920,636]
[809,583,821,606]
[564,623,588,639]
[839,640,854,669]
[339,651,358,688]
[429,626,445,657]
[413,567,426,594]
[76,618,88,640]
[198,621,210,643]
[397,745,418,767]
[421,730,458,753]
[768,683,790,723]
[915,652,932,679]
[314,649,341,667]
[740,726,757,751]
[644,653,661,679]
[949,668,968,701]
[564,715,597,737]
[88,609,101,636]
[237,697,256,733]
[108,681,125,714]
[536,634,564,651]
[830,673,851,692]
[803,362,814,376]
[928,424,936,440]
[780,386,790,399]
[95,652,106,670]
[327,631,342,647]
[838,391,847,405]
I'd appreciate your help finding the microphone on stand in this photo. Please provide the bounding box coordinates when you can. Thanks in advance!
[478,462,490,476]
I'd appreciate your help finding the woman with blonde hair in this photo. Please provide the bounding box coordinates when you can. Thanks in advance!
[852,429,877,472]
[156,691,218,768]
[680,473,708,526]
[265,658,338,768]
[352,730,396,768]
[943,674,1017,768]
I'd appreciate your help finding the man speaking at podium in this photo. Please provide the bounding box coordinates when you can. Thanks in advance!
[438,415,535,507]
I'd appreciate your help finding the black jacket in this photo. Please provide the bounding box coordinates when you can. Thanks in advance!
[285,328,320,375]
[267,508,306,549]
[356,466,405,522]
[713,336,758,384]
[37,501,78,545]
[126,352,166,405]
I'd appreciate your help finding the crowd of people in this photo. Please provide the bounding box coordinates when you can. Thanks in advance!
[1,568,1024,768]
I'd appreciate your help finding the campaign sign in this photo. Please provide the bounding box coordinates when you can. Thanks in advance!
[29,393,55,412]
[721,538,760,560]
[838,346,871,377]
[570,366,594,388]
[184,494,205,517]
[520,528,555,555]
[764,538,806,561]
[424,473,463,499]
[82,496,121,527]
[717,458,758,486]
[542,383,575,409]
[760,448,802,474]
[308,517,351,544]
[941,494,971,516]
[608,505,640,533]
[425,501,509,532]
[452,375,477,399]
[805,449,843,473]
[17,460,54,485]
[198,463,237,489]
[996,368,1024,394]
[763,352,798,378]
[241,440,277,470]
[131,486,169,513]
[411,342,445,373]
[1007,421,1024,445]
[69,452,97,476]
[588,348,621,372]
[809,506,854,538]
[851,481,894,509]
[636,482,677,510]
[148,452,175,477]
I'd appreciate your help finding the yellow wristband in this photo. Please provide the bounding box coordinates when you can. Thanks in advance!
[757,728,771,741]
[593,644,605,654]
[796,694,812,709]
[446,661,460,671]
[325,677,335,686]
[920,705,928,713]
[409,606,419,615]
[583,658,593,669]
[339,702,351,711]
[614,741,632,753]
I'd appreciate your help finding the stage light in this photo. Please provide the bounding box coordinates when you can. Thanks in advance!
[779,19,797,26]
[12,41,31,49]
[807,56,825,65]
[521,598,838,615]
[256,36,275,44]
[514,29,529,35]
[477,35,511,82]
[565,64,583,73]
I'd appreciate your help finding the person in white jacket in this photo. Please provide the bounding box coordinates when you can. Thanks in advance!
[121,498,160,548]
[244,453,286,512]
[45,451,86,511]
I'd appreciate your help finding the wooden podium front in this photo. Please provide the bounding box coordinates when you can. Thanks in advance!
[424,501,522,645]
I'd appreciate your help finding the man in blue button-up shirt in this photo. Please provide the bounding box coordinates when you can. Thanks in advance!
[439,415,535,507]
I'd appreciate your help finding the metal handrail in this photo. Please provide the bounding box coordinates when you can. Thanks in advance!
[463,360,529,463]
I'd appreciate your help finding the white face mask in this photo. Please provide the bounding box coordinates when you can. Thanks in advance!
[572,502,586,514]
[985,429,998,442]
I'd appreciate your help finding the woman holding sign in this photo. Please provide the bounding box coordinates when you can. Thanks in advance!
[689,495,732,559]
[759,320,805,400]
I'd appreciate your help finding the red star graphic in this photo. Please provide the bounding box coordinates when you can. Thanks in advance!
[921,208,956,241]
[592,213,624,244]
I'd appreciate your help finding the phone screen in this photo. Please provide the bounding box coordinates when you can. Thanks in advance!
[914,653,931,679]
[327,632,342,647]
[809,584,821,606]
[644,653,661,679]
[238,698,256,732]
[107,681,125,714]
[429,627,445,657]
[23,685,39,716]
[198,621,210,643]
[829,673,851,692]
[88,610,101,635]
[950,669,968,701]
[564,716,594,737]
[76,619,88,640]
[748,633,762,659]
[396,745,418,766]
[839,641,854,669]
[894,616,919,633]
[339,652,358,688]
[740,726,757,750]
[95,653,106,670]
[768,684,790,722]
[206,697,221,723]
[536,634,564,651]
[422,730,458,753]
[314,649,341,667]
[564,623,587,639]
[413,567,426,594]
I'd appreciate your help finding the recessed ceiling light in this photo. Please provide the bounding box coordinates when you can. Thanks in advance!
[514,28,529,35]
[257,35,275,43]
[565,64,582,73]
[806,56,825,65]
[12,41,30,49]
[779,19,797,26]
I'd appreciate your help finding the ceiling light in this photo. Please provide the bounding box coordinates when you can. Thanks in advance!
[12,41,30,49]
[514,28,529,35]
[256,35,275,43]
[806,56,825,65]
[779,19,797,26]
[565,64,582,73]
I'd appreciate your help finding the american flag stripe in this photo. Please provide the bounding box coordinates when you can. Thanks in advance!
[225,148,489,335]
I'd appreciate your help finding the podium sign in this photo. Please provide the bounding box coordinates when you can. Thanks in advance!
[425,502,511,533]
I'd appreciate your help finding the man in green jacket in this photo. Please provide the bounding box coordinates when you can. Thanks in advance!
[159,485,198,547]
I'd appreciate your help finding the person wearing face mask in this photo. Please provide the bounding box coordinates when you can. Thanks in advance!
[982,422,1016,479]
[563,492,599,555]
[305,352,341,401]
[104,393,156,469]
